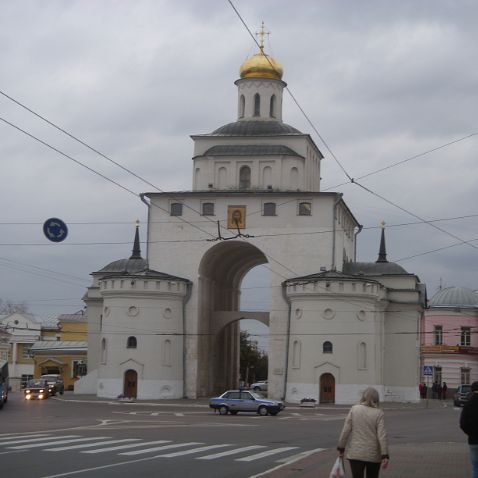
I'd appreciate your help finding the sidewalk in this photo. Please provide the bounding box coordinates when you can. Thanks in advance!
[254,442,470,478]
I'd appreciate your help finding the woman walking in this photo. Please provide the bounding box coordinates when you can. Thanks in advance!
[337,387,389,478]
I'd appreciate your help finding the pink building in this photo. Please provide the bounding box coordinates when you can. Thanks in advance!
[421,287,478,389]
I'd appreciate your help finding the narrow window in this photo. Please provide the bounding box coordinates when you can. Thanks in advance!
[239,95,245,118]
[162,339,172,366]
[254,93,260,117]
[218,167,227,188]
[127,336,137,349]
[290,167,299,189]
[434,325,443,345]
[298,202,312,216]
[202,202,215,216]
[461,327,471,346]
[170,203,183,216]
[269,94,276,117]
[292,340,301,368]
[263,202,276,216]
[358,342,367,369]
[239,166,251,189]
[323,341,333,354]
[101,338,107,364]
[433,366,442,384]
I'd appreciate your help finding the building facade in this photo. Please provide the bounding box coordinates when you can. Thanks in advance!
[79,39,425,403]
[421,287,478,390]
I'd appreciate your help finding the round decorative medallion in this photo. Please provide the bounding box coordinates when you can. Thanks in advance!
[294,308,302,319]
[322,308,335,320]
[164,308,172,319]
[357,310,366,321]
[127,306,139,317]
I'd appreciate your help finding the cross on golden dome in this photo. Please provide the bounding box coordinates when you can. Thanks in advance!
[255,21,269,51]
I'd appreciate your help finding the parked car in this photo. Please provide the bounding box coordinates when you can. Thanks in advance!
[251,380,268,392]
[0,360,9,409]
[454,384,472,407]
[24,379,50,400]
[40,374,64,396]
[209,390,284,416]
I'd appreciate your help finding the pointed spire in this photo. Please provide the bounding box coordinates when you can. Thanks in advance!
[376,221,388,263]
[130,220,142,259]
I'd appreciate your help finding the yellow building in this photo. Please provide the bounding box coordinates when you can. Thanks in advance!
[31,311,87,391]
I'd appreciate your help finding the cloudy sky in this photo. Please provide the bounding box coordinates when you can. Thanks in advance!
[0,0,477,329]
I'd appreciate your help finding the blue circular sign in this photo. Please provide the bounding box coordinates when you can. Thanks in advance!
[43,217,68,242]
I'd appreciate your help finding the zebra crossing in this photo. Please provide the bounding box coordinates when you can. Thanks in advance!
[0,432,301,463]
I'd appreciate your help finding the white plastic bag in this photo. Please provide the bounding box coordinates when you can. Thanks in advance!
[329,457,345,478]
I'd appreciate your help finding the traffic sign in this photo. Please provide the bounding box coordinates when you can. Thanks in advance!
[423,365,433,376]
[43,218,68,242]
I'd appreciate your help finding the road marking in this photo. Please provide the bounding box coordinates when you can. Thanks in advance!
[45,439,140,452]
[157,444,232,458]
[9,437,110,449]
[236,447,299,462]
[174,412,185,416]
[249,448,326,477]
[0,435,76,446]
[120,442,201,456]
[0,433,51,439]
[84,440,171,454]
[197,445,266,460]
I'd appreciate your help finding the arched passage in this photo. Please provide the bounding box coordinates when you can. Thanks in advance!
[197,241,269,395]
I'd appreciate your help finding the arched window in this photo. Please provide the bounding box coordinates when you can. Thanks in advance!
[202,202,215,216]
[358,342,367,369]
[127,336,137,349]
[239,166,251,189]
[170,203,183,216]
[217,167,227,188]
[269,95,276,118]
[299,202,312,216]
[323,341,333,354]
[263,202,276,216]
[254,93,260,117]
[290,167,299,189]
[162,339,172,366]
[239,95,245,118]
[262,165,272,187]
[100,338,107,364]
[292,340,301,368]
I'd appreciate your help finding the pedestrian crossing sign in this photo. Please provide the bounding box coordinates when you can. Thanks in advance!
[423,365,433,376]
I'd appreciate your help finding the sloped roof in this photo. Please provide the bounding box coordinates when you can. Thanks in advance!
[429,287,478,308]
[31,341,87,352]
[343,261,409,275]
[199,144,303,158]
[211,120,303,136]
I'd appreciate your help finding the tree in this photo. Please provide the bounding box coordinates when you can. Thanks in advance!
[0,299,29,315]
[240,330,268,385]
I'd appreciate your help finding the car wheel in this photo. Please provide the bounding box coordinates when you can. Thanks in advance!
[258,406,268,416]
[218,405,229,415]
[230,410,238,415]
[60,390,64,395]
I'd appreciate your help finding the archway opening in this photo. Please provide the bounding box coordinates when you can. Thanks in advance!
[123,369,137,398]
[197,241,270,396]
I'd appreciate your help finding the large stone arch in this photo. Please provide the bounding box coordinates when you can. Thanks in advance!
[197,240,269,395]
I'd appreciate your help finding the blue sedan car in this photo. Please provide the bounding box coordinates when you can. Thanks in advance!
[209,390,285,416]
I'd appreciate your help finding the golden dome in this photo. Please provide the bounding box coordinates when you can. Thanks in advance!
[239,50,283,80]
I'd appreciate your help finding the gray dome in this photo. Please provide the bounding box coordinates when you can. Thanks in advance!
[429,287,478,308]
[97,257,148,275]
[212,120,302,136]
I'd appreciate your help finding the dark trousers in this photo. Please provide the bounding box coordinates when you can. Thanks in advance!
[349,459,381,478]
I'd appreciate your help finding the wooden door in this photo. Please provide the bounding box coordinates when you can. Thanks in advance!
[124,369,137,398]
[320,373,335,404]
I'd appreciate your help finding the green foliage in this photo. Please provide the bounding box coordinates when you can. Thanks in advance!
[240,330,268,385]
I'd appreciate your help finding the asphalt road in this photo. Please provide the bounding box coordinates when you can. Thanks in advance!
[0,392,466,478]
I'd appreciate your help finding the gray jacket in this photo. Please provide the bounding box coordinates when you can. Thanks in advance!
[337,404,389,463]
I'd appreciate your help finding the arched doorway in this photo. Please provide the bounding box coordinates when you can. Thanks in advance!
[197,241,269,396]
[319,373,335,404]
[123,369,137,398]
